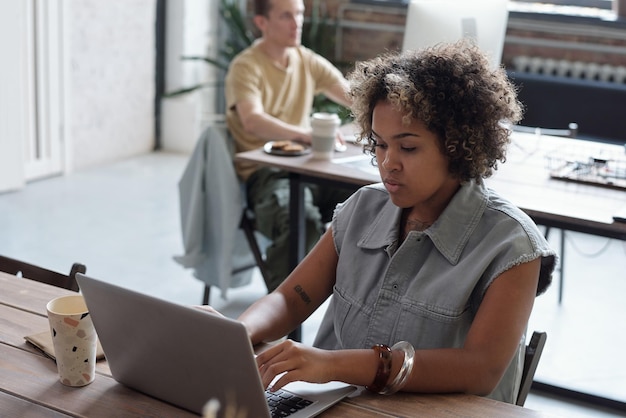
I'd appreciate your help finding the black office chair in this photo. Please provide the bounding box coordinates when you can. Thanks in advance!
[0,254,86,292]
[204,208,303,341]
[512,123,578,304]
[201,207,270,305]
[193,124,301,341]
[516,331,548,406]
[239,208,272,287]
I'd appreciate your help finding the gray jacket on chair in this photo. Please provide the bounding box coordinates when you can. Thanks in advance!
[174,125,254,298]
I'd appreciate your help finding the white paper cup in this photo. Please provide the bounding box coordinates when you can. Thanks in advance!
[311,112,340,160]
[46,295,97,387]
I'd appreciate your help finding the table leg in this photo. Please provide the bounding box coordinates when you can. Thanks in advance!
[558,229,565,304]
[288,172,306,270]
[288,172,305,342]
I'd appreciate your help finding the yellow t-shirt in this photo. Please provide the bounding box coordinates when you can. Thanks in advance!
[225,41,345,181]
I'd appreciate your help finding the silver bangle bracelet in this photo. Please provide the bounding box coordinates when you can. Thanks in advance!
[379,341,415,395]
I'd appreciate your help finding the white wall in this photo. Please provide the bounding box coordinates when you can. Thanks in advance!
[65,0,156,170]
[161,0,221,154]
[0,0,26,192]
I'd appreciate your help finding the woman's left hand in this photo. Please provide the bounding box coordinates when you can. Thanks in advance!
[255,339,337,391]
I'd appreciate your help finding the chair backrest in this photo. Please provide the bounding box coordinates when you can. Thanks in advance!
[516,331,548,406]
[0,255,86,292]
[512,122,578,138]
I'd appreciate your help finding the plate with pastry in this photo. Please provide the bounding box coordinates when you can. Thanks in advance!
[264,140,311,156]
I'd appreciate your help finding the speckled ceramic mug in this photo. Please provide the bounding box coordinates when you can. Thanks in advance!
[46,295,97,387]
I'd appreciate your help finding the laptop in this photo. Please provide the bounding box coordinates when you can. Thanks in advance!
[76,273,356,417]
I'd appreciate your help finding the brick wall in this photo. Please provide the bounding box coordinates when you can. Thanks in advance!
[247,1,626,71]
[242,0,626,140]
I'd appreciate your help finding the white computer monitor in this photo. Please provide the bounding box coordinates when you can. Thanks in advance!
[402,0,509,69]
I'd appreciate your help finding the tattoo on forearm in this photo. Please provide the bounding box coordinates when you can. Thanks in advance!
[294,285,311,304]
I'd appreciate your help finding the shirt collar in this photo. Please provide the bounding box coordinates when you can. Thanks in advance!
[357,181,488,264]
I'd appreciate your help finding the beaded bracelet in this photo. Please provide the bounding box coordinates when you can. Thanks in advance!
[379,341,415,395]
[365,344,392,393]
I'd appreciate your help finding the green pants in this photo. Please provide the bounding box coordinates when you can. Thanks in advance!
[246,167,354,292]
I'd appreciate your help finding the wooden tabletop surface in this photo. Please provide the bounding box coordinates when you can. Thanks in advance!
[0,272,555,417]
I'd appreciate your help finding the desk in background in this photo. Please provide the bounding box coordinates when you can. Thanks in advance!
[235,141,377,269]
[235,132,626,300]
[486,133,626,302]
[487,133,626,238]
[0,272,550,417]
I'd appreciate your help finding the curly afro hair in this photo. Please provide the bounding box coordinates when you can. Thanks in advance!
[348,40,523,182]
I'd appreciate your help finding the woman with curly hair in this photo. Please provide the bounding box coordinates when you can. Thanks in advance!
[202,40,556,403]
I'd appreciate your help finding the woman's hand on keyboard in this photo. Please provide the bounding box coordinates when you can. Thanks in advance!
[255,339,337,391]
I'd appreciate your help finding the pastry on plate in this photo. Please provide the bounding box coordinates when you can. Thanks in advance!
[270,140,305,153]
[270,140,292,150]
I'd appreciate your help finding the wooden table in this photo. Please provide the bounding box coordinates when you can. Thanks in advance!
[236,141,379,269]
[483,133,626,303]
[486,133,626,238]
[0,272,552,417]
[235,132,626,301]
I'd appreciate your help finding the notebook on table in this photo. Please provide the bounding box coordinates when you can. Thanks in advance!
[75,273,356,417]
[24,329,105,361]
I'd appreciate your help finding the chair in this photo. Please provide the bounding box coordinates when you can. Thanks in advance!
[175,125,260,301]
[216,206,303,342]
[516,331,548,406]
[512,123,578,304]
[176,124,301,340]
[201,207,270,305]
[0,254,86,292]
[238,208,271,290]
[185,125,302,340]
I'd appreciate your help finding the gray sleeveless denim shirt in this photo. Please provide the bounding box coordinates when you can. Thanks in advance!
[314,181,556,403]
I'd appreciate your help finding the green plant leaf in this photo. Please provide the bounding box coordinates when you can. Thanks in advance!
[180,56,229,72]
[163,82,223,98]
[220,0,254,48]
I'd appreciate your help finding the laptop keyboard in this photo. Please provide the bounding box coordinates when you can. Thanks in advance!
[265,388,314,417]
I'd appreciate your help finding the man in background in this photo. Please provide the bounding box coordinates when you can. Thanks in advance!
[225,0,352,292]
